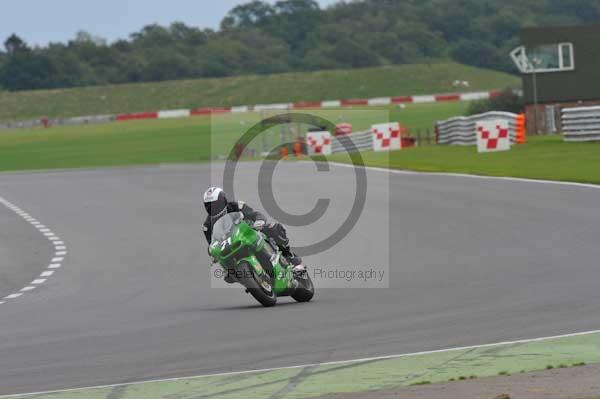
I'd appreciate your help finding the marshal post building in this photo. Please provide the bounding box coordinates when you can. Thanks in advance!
[511,24,600,134]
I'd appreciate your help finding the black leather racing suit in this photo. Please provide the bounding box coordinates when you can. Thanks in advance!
[203,201,300,266]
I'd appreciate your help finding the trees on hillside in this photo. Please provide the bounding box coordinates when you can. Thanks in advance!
[1,0,600,91]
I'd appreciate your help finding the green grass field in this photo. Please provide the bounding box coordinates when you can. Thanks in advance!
[0,62,518,122]
[0,101,598,185]
[332,135,600,184]
[0,102,465,171]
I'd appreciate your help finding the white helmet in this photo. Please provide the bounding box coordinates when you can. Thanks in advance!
[203,187,228,217]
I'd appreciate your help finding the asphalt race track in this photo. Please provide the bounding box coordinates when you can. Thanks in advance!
[1,162,600,395]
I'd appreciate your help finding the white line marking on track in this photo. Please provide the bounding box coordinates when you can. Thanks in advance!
[327,162,600,191]
[3,328,600,399]
[0,196,67,306]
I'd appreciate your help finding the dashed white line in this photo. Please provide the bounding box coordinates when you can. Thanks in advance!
[0,196,67,306]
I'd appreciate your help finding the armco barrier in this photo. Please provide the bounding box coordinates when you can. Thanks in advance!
[562,106,600,142]
[0,114,116,129]
[0,119,44,129]
[436,111,519,145]
[51,114,116,126]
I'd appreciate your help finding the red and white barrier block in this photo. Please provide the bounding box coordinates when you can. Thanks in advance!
[372,122,402,152]
[476,120,511,153]
[306,131,332,155]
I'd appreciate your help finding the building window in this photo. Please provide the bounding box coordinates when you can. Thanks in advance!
[511,43,575,73]
[561,43,573,68]
[529,44,560,69]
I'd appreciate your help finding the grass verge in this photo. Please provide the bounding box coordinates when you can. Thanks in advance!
[330,135,600,185]
[0,62,517,122]
[0,103,464,172]
[5,332,600,399]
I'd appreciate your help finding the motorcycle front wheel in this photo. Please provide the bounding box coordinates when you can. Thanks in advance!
[240,261,277,307]
[291,271,314,303]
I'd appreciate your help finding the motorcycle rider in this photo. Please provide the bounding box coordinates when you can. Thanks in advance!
[203,187,305,283]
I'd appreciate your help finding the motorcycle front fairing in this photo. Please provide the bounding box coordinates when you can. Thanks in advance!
[209,213,293,294]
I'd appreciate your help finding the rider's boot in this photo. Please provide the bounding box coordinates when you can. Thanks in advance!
[281,247,306,276]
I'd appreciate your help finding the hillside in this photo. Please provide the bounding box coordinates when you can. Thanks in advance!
[1,0,599,91]
[0,62,519,121]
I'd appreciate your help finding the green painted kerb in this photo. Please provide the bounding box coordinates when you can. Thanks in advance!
[7,332,600,399]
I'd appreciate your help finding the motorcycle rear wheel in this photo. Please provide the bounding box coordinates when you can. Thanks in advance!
[240,262,277,307]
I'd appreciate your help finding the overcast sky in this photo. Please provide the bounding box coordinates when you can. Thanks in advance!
[0,0,339,47]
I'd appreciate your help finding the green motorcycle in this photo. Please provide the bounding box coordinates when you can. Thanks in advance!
[209,212,314,307]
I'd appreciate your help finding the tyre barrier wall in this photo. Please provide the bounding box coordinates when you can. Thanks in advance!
[562,106,600,142]
[436,111,520,146]
[0,90,501,131]
[331,130,373,153]
[329,123,409,154]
